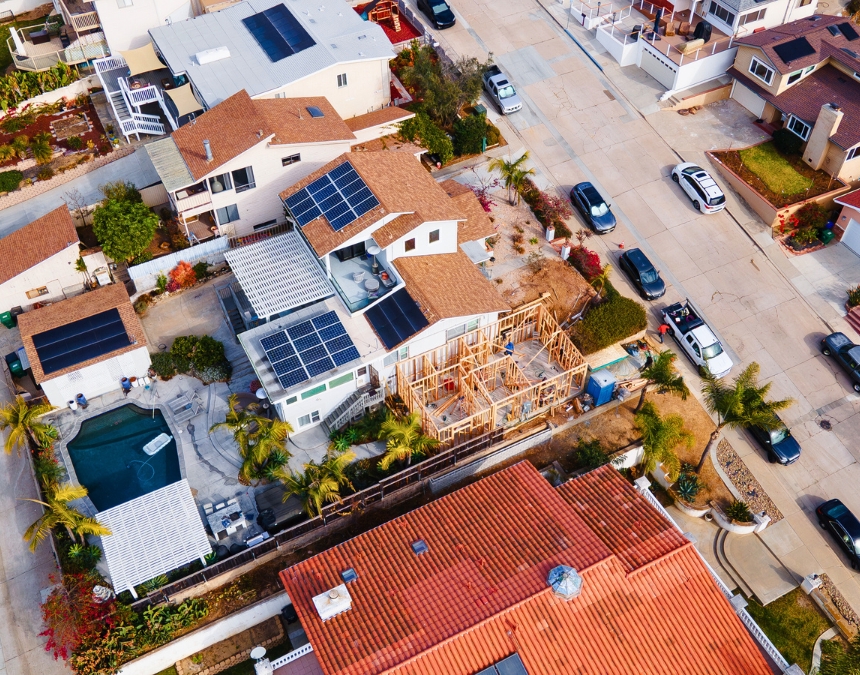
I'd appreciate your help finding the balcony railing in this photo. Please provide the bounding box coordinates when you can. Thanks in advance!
[7,24,108,72]
[57,0,101,31]
[120,76,162,107]
[173,189,212,212]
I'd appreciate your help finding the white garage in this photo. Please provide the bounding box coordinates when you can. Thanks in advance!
[731,81,767,119]
[842,219,860,257]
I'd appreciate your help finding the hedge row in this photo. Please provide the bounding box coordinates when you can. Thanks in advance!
[569,283,647,354]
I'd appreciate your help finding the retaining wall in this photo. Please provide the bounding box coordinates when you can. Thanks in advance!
[127,238,230,292]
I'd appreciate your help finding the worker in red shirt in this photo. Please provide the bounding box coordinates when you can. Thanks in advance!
[658,323,669,344]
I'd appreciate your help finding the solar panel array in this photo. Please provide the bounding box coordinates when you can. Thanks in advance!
[32,308,131,375]
[773,37,816,64]
[261,311,360,389]
[839,21,860,41]
[242,4,315,63]
[364,289,430,350]
[284,161,380,231]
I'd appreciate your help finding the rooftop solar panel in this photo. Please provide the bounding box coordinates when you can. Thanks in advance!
[318,324,347,341]
[287,321,315,339]
[278,368,309,389]
[306,357,335,377]
[840,22,860,41]
[261,331,289,351]
[266,343,296,363]
[312,311,339,329]
[332,346,360,366]
[293,333,321,352]
[365,289,429,350]
[283,161,380,232]
[242,4,315,63]
[273,356,302,376]
[32,308,131,375]
[773,37,816,64]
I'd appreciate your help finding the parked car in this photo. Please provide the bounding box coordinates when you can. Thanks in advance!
[618,248,665,300]
[417,0,456,28]
[482,65,522,115]
[747,415,801,465]
[670,163,726,214]
[821,332,860,393]
[570,182,616,234]
[817,499,860,569]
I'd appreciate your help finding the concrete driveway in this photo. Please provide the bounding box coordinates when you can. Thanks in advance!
[408,0,860,611]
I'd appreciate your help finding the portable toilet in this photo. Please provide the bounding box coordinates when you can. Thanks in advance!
[586,369,617,407]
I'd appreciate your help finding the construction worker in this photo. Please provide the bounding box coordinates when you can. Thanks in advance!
[505,340,515,356]
[658,324,669,344]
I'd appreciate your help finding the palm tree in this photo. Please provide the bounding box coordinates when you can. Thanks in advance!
[634,402,693,482]
[319,448,356,491]
[0,396,55,455]
[239,419,293,483]
[697,362,793,472]
[378,411,439,470]
[634,350,690,413]
[23,482,111,552]
[209,393,266,447]
[590,263,613,299]
[274,449,355,518]
[488,152,535,205]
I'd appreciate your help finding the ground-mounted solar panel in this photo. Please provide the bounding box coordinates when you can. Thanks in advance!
[260,331,289,351]
[33,308,132,375]
[773,37,816,63]
[332,346,360,366]
[284,161,380,232]
[287,321,314,339]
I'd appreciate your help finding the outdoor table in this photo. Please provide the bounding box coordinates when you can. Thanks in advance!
[207,502,246,540]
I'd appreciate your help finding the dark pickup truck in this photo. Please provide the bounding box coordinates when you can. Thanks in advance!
[821,332,860,392]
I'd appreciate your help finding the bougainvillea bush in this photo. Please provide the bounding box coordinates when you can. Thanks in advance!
[567,246,603,282]
[169,260,196,289]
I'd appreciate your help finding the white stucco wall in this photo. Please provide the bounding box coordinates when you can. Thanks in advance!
[387,220,459,259]
[95,0,195,53]
[0,0,50,16]
[0,244,83,314]
[40,346,151,406]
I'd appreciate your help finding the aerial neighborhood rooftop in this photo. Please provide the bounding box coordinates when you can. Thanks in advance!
[6,0,860,673]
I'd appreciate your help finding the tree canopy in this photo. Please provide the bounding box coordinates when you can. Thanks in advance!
[92,199,158,262]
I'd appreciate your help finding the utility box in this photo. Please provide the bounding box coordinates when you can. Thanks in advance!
[586,369,617,407]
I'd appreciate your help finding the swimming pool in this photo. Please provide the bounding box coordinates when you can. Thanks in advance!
[66,404,181,511]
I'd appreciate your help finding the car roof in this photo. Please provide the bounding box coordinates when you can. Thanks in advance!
[828,332,854,349]
[690,171,723,199]
[827,502,860,538]
[625,248,654,272]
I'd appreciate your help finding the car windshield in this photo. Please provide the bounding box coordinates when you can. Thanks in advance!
[640,269,659,284]
[431,2,449,11]
[702,343,723,359]
[682,165,702,175]
[498,85,516,99]
[770,426,788,444]
[708,194,726,206]
[590,202,609,217]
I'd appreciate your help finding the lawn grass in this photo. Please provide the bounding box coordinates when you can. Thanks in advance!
[744,587,831,673]
[0,14,53,72]
[738,141,814,196]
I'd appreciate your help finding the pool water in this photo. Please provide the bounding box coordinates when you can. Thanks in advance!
[66,404,181,511]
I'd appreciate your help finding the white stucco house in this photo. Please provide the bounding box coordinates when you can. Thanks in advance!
[18,283,151,406]
[228,151,505,433]
[145,90,413,239]
[0,206,109,316]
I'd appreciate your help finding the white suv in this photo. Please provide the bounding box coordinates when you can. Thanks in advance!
[671,163,726,214]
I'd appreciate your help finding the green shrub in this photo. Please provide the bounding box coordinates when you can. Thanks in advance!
[794,202,829,231]
[772,128,803,156]
[197,362,232,383]
[192,261,209,280]
[452,115,488,156]
[129,250,153,266]
[0,170,23,192]
[149,352,176,379]
[156,274,168,293]
[676,472,701,503]
[726,499,754,522]
[133,296,151,314]
[171,336,199,361]
[37,166,54,181]
[192,335,225,371]
[848,285,860,308]
[573,439,609,470]
[570,284,647,354]
[399,112,454,164]
[66,136,84,150]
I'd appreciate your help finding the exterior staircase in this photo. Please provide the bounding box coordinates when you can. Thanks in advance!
[108,90,165,141]
[846,305,860,337]
[322,385,385,435]
[217,285,246,336]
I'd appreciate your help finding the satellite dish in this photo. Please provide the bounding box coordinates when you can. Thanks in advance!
[250,647,267,660]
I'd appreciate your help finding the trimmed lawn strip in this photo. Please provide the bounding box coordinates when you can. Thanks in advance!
[744,587,831,673]
[738,142,812,195]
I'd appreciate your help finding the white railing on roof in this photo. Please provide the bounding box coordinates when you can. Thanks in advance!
[95,54,125,74]
[174,190,212,212]
[635,483,792,673]
[120,76,161,107]
[270,644,314,669]
[575,0,632,20]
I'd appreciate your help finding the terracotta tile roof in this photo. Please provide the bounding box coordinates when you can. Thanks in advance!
[279,464,773,675]
[393,251,510,322]
[730,64,860,149]
[0,206,78,286]
[836,187,860,209]
[344,106,413,132]
[173,91,354,181]
[280,152,464,256]
[18,284,147,383]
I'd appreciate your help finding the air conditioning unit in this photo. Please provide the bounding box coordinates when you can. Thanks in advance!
[196,46,230,65]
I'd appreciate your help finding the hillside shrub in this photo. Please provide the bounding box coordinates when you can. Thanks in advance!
[166,335,230,383]
[452,115,488,156]
[149,352,176,379]
[567,246,603,281]
[0,170,23,192]
[569,283,647,354]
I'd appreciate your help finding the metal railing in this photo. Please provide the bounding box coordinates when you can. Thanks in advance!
[173,190,212,212]
[56,0,101,31]
[119,114,165,136]
[7,29,109,71]
[120,76,162,107]
[270,644,314,668]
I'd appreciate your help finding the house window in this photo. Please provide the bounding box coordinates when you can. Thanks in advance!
[749,57,774,85]
[738,8,765,24]
[405,238,416,252]
[337,73,348,87]
[446,318,481,341]
[383,346,408,367]
[282,153,301,166]
[334,241,366,262]
[848,146,860,161]
[285,396,298,405]
[208,172,232,193]
[216,204,240,224]
[231,166,255,192]
[116,0,133,7]
[298,410,321,427]
[26,287,49,299]
[357,366,367,376]
[467,318,480,331]
[429,229,440,243]
[708,1,736,26]
[787,69,803,85]
[329,372,354,388]
[301,383,327,400]
[787,115,811,140]
[805,65,815,74]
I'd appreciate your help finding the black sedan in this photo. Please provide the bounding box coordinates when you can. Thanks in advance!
[618,248,665,300]
[417,0,456,28]
[747,415,801,465]
[570,182,616,234]
[817,499,860,569]
[821,332,860,393]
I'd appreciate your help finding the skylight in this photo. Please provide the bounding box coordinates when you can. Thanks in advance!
[242,4,315,63]
[411,539,428,555]
[307,105,324,118]
[476,654,530,675]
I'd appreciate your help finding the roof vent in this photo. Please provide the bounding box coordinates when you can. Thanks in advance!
[306,105,324,118]
[829,102,843,111]
[548,565,582,601]
[203,139,213,162]
[411,539,429,555]
[195,46,231,65]
[312,584,352,621]
[341,568,358,583]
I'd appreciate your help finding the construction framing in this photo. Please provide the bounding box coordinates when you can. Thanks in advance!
[397,299,589,447]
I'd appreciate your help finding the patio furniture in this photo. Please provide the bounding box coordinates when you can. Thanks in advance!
[207,501,247,540]
[29,29,49,44]
[365,278,380,292]
[168,393,201,423]
[678,21,690,36]
[352,271,366,284]
[161,77,175,90]
[380,271,396,288]
[203,503,213,515]
[215,502,226,509]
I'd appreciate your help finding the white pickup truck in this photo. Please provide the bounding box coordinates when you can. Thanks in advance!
[482,65,522,115]
[661,299,733,379]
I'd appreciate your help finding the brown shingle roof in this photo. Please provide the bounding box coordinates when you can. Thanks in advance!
[0,206,78,286]
[280,152,464,256]
[18,284,147,383]
[344,106,413,132]
[172,91,354,181]
[371,212,424,248]
[730,64,860,148]
[393,251,509,322]
[452,193,496,244]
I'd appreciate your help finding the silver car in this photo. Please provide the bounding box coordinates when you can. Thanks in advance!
[671,163,726,214]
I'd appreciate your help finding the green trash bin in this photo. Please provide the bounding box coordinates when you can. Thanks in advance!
[821,228,836,245]
[6,358,22,376]
[0,311,14,329]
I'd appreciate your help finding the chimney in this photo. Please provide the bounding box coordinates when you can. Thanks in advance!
[547,565,582,601]
[804,102,843,171]
[203,139,213,162]
[312,584,352,620]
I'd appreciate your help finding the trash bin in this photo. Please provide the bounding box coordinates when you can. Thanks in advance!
[472,103,487,117]
[4,353,22,376]
[821,228,836,245]
[0,311,14,329]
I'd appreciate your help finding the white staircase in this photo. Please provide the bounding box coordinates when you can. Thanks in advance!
[97,56,167,142]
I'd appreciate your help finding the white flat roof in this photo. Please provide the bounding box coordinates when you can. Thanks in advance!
[97,479,211,596]
[224,230,334,320]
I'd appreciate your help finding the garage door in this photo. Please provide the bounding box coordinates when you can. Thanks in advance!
[843,219,860,257]
[640,48,676,89]
[731,81,766,118]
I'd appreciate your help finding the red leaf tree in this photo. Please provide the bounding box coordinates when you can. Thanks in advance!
[169,261,196,289]
[40,572,116,661]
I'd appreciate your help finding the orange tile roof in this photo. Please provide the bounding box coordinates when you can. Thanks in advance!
[18,284,147,383]
[0,206,78,286]
[345,107,414,132]
[173,91,354,181]
[279,464,773,675]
